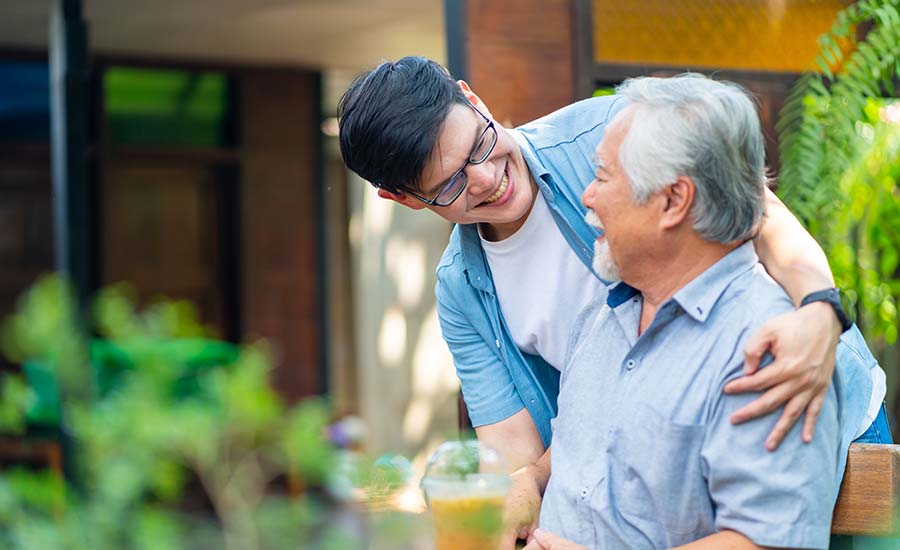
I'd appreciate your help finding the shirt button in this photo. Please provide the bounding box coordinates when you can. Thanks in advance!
[495,339,501,348]
[530,399,536,404]
[580,488,588,498]
[626,359,636,370]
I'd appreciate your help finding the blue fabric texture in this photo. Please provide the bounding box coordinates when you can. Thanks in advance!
[852,403,893,444]
[541,243,841,549]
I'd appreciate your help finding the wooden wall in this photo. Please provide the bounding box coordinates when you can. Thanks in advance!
[452,0,578,127]
[239,69,324,401]
[101,158,233,332]
[0,145,53,354]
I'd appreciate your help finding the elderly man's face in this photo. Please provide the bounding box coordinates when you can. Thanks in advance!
[581,115,658,282]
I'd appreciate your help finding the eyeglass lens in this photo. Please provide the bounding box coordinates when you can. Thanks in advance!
[434,127,497,205]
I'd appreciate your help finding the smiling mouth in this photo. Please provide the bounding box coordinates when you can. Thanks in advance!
[480,167,510,205]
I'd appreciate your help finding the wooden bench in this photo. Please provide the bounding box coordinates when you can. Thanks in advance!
[832,443,900,537]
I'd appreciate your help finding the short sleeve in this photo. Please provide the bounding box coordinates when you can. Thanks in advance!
[435,276,525,427]
[701,351,840,549]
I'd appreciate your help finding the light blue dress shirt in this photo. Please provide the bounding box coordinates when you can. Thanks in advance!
[540,243,841,549]
[433,94,875,455]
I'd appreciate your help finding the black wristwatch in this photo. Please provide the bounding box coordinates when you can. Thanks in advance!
[800,288,854,333]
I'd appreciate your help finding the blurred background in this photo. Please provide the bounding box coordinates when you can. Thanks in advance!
[0,0,898,547]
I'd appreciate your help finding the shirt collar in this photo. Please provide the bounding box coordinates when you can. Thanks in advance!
[607,281,640,308]
[512,128,563,204]
[672,241,760,323]
[604,241,759,322]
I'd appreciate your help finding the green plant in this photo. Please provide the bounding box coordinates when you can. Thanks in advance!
[0,276,419,550]
[777,0,900,344]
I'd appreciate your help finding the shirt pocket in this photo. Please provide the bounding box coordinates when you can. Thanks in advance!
[605,402,711,545]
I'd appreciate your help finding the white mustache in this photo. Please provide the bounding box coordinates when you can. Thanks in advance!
[584,209,603,231]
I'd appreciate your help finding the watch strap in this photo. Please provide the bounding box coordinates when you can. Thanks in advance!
[800,288,853,333]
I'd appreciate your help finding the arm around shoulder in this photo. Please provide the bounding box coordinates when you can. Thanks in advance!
[754,188,834,303]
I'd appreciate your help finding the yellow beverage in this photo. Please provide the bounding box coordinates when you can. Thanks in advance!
[421,441,511,549]
[429,494,506,550]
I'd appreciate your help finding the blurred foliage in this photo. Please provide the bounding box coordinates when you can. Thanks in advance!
[777,0,900,344]
[0,275,420,549]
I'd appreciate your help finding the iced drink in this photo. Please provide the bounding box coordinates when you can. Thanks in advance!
[421,441,511,550]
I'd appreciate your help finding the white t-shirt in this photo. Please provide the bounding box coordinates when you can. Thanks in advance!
[480,192,607,371]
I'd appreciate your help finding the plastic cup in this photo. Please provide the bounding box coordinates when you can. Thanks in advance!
[420,440,511,550]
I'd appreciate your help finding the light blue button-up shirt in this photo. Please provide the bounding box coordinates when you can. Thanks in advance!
[540,243,841,549]
[434,94,875,452]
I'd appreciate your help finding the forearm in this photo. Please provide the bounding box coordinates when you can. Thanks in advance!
[754,188,834,305]
[500,446,551,547]
[475,408,546,472]
[671,530,762,550]
[514,446,551,493]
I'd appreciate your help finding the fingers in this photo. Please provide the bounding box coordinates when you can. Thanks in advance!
[730,376,803,424]
[725,362,789,395]
[497,524,521,550]
[742,323,776,375]
[763,389,813,451]
[499,517,537,550]
[532,528,587,550]
[802,388,827,443]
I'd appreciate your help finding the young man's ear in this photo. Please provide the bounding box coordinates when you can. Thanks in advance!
[376,188,427,210]
[456,80,492,118]
[659,176,695,230]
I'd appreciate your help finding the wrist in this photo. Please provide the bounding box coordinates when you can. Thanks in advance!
[800,288,853,333]
[513,462,551,494]
[805,301,842,334]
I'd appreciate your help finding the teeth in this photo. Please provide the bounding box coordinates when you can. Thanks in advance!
[483,172,509,204]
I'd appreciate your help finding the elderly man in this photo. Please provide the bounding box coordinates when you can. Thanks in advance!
[533,75,844,549]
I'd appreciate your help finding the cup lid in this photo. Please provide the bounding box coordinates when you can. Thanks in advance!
[421,440,508,481]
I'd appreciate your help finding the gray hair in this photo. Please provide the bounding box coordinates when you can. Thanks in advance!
[614,74,766,243]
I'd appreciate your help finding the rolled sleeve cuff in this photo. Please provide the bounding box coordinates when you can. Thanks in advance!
[719,518,832,549]
[466,396,526,428]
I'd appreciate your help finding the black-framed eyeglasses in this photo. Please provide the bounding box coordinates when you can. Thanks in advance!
[405,99,498,207]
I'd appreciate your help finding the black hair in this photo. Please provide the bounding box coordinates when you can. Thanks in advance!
[337,56,467,194]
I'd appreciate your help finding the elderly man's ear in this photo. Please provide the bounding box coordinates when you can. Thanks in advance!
[376,188,428,210]
[658,176,695,230]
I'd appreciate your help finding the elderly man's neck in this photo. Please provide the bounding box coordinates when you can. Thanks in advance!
[633,237,740,335]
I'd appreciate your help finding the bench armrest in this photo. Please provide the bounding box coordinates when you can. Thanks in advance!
[832,443,900,536]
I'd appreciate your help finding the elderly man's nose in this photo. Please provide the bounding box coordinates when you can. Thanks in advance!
[582,181,596,209]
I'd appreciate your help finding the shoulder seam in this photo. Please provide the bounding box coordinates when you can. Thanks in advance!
[532,96,625,153]
[436,249,462,274]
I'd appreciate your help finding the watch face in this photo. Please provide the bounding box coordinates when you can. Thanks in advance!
[838,288,857,326]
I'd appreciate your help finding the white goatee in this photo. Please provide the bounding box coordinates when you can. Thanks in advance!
[584,210,621,282]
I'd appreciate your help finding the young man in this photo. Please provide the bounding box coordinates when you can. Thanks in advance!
[534,73,842,550]
[337,56,889,541]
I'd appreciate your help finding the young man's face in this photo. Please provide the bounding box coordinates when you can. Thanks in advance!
[409,91,537,240]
